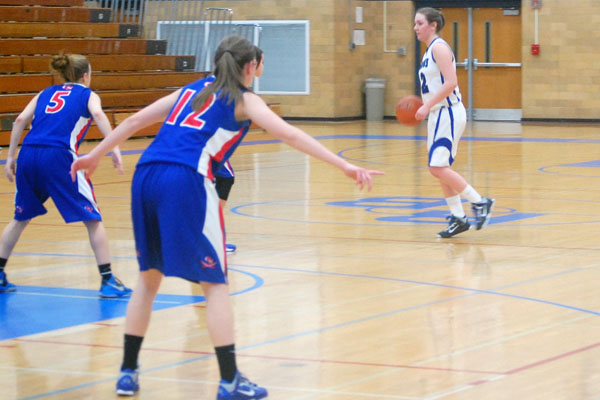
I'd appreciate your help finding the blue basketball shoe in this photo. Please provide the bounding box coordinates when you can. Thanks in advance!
[116,368,139,396]
[100,276,132,298]
[226,243,237,253]
[0,271,16,293]
[217,372,267,400]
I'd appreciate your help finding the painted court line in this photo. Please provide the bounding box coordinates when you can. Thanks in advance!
[413,315,591,366]
[423,341,600,399]
[7,261,598,398]
[9,365,417,400]
[9,291,178,303]
[232,263,600,316]
[9,337,500,375]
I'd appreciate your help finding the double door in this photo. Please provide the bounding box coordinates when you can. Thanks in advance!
[421,7,522,121]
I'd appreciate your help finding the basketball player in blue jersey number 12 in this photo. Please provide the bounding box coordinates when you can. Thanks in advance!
[71,36,383,399]
[0,54,132,298]
[414,7,495,238]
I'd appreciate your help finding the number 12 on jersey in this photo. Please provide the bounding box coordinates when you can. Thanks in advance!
[166,88,215,130]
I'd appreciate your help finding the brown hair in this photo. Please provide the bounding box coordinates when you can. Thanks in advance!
[254,45,264,63]
[192,35,256,110]
[50,54,90,83]
[416,7,445,32]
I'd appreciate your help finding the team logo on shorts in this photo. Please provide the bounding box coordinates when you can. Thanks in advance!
[15,205,23,214]
[201,256,217,269]
[85,205,94,213]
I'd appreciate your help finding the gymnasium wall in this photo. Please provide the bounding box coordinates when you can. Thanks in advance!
[158,0,415,120]
[521,0,600,120]
[157,0,599,121]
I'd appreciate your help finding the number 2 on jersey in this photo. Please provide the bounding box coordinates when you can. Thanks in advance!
[419,72,430,95]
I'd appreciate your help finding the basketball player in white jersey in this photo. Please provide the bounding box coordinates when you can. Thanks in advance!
[414,7,494,238]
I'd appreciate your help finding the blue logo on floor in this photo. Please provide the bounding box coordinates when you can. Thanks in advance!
[326,196,544,225]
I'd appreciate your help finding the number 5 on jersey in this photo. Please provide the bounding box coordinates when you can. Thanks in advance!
[45,90,71,114]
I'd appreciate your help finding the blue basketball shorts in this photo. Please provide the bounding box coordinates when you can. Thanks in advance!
[14,145,102,222]
[427,102,467,167]
[131,163,227,283]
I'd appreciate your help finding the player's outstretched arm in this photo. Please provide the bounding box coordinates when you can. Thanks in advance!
[242,92,383,191]
[71,89,181,181]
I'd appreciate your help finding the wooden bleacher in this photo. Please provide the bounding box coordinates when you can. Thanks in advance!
[1,0,84,5]
[0,0,279,145]
[0,5,110,22]
[0,38,168,57]
[0,22,140,38]
[0,0,204,144]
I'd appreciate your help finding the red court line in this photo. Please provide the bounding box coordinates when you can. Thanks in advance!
[236,353,505,375]
[15,339,600,378]
[91,180,132,186]
[468,340,600,387]
[12,338,501,375]
[503,341,600,375]
[91,322,120,327]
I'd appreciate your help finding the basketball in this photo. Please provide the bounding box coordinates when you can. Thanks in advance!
[395,95,423,126]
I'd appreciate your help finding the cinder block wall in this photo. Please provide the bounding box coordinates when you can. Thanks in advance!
[521,0,600,120]
[151,0,598,121]
[333,1,415,119]
[151,0,415,119]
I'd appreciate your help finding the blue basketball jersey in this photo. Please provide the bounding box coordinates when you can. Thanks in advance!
[23,83,92,153]
[214,160,234,179]
[137,76,251,180]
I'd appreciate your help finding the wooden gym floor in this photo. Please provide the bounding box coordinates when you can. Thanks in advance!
[1,120,599,399]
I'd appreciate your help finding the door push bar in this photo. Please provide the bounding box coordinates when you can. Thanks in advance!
[457,58,522,70]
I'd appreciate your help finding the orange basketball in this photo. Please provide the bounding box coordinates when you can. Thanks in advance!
[395,95,423,126]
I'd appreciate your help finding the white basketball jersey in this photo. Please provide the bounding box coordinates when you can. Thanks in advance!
[419,37,462,110]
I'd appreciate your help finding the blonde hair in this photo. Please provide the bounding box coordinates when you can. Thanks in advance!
[50,54,90,83]
[192,36,256,110]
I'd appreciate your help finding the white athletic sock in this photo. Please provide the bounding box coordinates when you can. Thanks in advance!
[460,185,483,204]
[445,195,465,218]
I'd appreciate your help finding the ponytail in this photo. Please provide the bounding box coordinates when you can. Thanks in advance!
[192,35,256,111]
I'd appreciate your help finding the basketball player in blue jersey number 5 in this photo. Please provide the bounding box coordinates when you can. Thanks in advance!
[71,36,383,399]
[0,54,132,298]
[414,7,495,238]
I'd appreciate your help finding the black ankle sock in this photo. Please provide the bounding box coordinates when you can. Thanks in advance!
[98,263,112,281]
[215,344,237,382]
[122,334,144,370]
[0,257,7,273]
